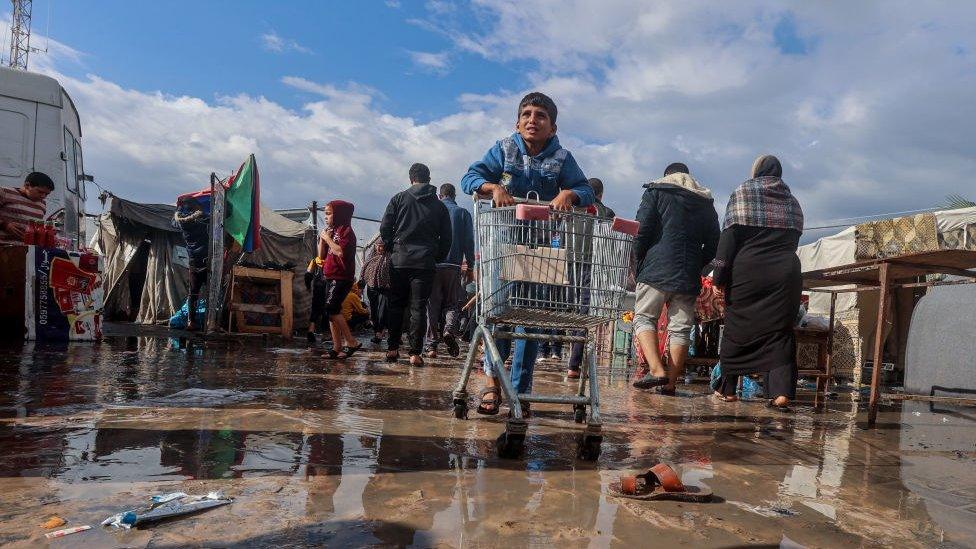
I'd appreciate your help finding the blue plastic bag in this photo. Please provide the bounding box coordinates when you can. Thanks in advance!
[168,299,206,329]
[740,376,762,400]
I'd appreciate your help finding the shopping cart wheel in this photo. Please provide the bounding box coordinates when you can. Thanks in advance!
[453,402,468,419]
[573,405,586,424]
[577,434,602,461]
[496,431,525,459]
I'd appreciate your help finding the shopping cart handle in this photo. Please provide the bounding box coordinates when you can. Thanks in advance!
[612,217,640,236]
[515,203,552,221]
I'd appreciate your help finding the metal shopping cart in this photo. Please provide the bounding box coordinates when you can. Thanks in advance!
[452,197,639,460]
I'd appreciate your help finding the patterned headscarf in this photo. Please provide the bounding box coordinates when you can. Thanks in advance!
[723,155,803,231]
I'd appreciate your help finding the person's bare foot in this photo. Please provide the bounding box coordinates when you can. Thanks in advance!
[713,391,738,402]
[409,354,425,367]
[771,395,790,407]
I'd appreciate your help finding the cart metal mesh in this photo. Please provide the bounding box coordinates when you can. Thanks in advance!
[475,200,637,329]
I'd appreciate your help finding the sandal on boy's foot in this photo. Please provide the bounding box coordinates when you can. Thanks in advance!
[409,354,425,367]
[712,392,738,403]
[608,463,713,502]
[384,350,400,363]
[476,387,501,415]
[654,385,677,396]
[566,369,581,380]
[443,334,461,358]
[425,349,438,359]
[325,348,340,359]
[633,375,669,389]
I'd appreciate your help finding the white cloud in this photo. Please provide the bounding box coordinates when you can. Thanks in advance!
[260,30,313,54]
[36,68,506,220]
[425,1,455,15]
[406,50,450,73]
[13,3,976,240]
[418,1,976,229]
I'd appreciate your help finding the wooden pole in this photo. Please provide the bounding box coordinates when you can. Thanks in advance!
[867,263,890,427]
[824,292,836,393]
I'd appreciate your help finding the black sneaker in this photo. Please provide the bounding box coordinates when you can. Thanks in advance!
[443,334,460,358]
[632,375,669,389]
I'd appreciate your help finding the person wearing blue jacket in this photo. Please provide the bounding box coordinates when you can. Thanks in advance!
[425,183,475,359]
[460,91,594,416]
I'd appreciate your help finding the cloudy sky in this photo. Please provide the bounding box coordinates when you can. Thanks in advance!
[5,1,975,240]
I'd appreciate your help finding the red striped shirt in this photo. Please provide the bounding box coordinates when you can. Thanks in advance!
[0,186,47,244]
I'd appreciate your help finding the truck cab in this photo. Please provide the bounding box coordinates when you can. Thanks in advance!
[0,66,88,248]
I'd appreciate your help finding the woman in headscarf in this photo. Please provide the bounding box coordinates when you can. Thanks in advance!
[712,155,803,410]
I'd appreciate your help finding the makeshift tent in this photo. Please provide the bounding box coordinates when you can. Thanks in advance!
[93,194,316,331]
[798,206,976,382]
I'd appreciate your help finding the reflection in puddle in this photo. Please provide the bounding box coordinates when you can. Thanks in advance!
[0,335,972,546]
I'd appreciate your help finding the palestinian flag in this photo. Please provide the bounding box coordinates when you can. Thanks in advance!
[224,154,261,252]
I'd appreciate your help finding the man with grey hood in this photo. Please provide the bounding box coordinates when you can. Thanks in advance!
[632,163,720,395]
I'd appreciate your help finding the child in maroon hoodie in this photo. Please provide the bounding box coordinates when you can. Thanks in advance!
[319,200,361,359]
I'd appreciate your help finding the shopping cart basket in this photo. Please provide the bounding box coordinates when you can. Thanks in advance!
[452,197,639,459]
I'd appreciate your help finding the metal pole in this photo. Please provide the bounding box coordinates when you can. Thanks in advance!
[310,201,317,233]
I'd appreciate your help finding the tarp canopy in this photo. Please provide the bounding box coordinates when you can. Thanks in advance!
[94,194,316,331]
[798,207,976,315]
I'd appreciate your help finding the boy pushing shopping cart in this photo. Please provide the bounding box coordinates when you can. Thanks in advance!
[456,92,638,459]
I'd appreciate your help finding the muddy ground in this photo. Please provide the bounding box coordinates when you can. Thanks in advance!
[1,329,974,548]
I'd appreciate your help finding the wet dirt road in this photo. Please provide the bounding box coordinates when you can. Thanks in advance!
[1,333,974,547]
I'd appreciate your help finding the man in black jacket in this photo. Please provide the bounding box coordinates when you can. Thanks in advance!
[632,163,720,394]
[380,163,453,366]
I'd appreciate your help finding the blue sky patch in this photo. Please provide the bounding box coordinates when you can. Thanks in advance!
[773,13,816,56]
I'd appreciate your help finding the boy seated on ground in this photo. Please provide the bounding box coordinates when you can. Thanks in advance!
[342,283,371,333]
[459,91,595,416]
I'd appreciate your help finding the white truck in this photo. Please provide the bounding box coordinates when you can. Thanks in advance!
[0,66,88,248]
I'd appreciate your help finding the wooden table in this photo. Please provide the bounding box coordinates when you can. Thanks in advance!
[803,249,976,426]
[229,266,294,338]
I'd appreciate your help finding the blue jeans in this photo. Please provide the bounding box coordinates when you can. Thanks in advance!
[483,326,539,394]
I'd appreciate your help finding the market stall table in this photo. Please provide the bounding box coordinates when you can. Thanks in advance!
[802,249,976,426]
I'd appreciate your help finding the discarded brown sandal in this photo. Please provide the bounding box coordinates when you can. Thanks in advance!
[608,463,713,502]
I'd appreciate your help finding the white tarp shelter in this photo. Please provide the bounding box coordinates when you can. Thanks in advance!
[797,206,976,381]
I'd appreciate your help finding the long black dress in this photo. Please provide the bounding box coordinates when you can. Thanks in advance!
[712,225,801,398]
